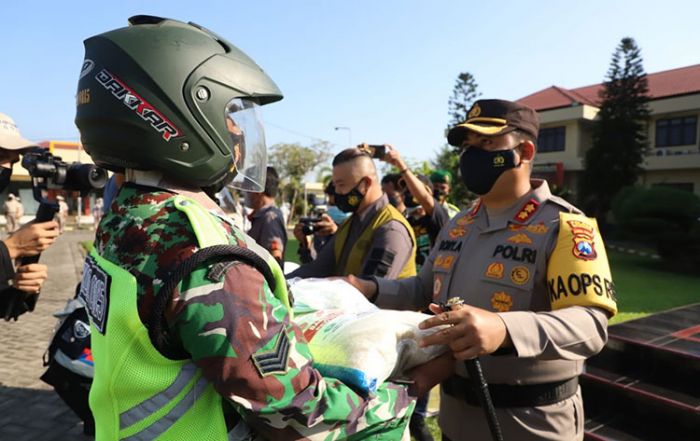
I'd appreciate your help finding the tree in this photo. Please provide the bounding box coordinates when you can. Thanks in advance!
[447,72,481,128]
[268,141,332,219]
[580,37,650,222]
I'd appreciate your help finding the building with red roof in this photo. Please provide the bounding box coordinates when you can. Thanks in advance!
[518,64,700,196]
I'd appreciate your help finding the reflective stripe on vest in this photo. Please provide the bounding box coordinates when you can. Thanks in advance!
[119,362,197,429]
[122,376,209,441]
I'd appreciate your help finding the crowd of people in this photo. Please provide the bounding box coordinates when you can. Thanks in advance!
[1,15,619,441]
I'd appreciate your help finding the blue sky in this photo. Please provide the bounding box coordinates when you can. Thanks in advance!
[2,1,699,165]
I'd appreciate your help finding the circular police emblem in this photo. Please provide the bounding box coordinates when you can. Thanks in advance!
[73,320,91,340]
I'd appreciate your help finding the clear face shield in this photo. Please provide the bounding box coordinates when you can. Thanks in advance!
[225,98,267,192]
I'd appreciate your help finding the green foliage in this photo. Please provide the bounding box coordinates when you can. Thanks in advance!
[268,141,332,219]
[580,37,650,220]
[447,72,481,128]
[612,185,700,271]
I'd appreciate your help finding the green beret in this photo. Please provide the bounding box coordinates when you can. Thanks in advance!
[430,170,452,184]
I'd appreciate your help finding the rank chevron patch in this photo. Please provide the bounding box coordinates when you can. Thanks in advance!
[252,330,291,377]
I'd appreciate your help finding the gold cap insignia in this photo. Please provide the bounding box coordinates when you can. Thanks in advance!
[468,103,481,119]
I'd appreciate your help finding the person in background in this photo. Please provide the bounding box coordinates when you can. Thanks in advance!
[294,181,341,264]
[4,193,23,233]
[430,169,460,218]
[55,195,69,233]
[245,166,287,268]
[92,197,104,229]
[287,147,416,280]
[381,172,406,212]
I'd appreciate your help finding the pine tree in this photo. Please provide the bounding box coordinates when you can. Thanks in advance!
[580,37,650,222]
[447,72,481,128]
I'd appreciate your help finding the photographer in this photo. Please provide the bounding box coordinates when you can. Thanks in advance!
[381,146,449,270]
[0,112,60,308]
[293,182,341,264]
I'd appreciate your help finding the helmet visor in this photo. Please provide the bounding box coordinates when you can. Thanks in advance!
[225,98,267,192]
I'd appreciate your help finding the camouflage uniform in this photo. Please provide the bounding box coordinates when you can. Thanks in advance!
[94,182,414,440]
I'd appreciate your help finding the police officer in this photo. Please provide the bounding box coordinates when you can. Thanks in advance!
[348,99,617,441]
[74,16,444,440]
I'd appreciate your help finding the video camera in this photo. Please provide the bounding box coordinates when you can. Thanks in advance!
[1,148,108,321]
[300,216,323,235]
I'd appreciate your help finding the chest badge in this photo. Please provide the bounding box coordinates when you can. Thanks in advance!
[507,233,533,245]
[448,227,467,239]
[491,291,513,312]
[510,266,530,285]
[485,262,504,279]
[434,254,456,270]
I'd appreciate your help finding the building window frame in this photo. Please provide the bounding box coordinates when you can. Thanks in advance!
[537,126,566,153]
[655,115,697,147]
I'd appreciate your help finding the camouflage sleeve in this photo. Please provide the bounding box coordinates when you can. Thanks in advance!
[171,260,414,440]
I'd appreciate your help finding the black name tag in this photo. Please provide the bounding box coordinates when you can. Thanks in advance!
[78,256,111,334]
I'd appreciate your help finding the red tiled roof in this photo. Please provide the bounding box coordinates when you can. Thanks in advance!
[518,64,700,111]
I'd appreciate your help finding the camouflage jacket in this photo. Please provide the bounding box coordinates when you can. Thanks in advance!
[95,183,414,440]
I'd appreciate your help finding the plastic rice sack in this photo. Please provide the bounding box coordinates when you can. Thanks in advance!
[289,278,447,393]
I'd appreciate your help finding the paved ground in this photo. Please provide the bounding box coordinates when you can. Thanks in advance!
[0,229,95,440]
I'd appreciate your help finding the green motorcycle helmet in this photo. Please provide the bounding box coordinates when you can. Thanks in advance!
[75,15,283,192]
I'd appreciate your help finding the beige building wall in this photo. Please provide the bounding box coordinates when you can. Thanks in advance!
[534,93,700,197]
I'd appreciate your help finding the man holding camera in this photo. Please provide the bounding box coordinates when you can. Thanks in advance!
[0,112,60,315]
[245,166,287,267]
[293,181,340,264]
[288,147,416,279]
[348,99,616,440]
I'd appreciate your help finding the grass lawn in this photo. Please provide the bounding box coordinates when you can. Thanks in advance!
[607,250,700,324]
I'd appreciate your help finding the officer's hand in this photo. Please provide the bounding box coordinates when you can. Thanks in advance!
[13,263,48,294]
[344,274,377,300]
[3,220,60,259]
[292,222,310,248]
[314,214,337,237]
[419,303,511,360]
[403,352,455,397]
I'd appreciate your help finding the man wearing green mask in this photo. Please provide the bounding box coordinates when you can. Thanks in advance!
[347,99,617,441]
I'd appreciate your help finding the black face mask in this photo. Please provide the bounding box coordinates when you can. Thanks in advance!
[334,179,367,213]
[433,188,447,200]
[459,146,519,195]
[403,191,420,208]
[0,168,12,192]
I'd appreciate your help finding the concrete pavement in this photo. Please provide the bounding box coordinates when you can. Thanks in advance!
[0,229,95,440]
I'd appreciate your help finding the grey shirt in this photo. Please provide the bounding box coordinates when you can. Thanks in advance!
[247,204,287,266]
[287,194,414,279]
[373,180,612,440]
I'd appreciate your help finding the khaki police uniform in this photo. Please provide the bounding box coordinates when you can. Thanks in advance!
[374,179,617,441]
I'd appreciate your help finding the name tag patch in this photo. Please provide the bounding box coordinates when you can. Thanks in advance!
[79,256,111,334]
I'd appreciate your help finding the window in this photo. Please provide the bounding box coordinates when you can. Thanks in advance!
[653,182,694,193]
[655,116,697,147]
[537,127,566,153]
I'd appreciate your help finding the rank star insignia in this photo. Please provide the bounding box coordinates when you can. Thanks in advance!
[507,233,533,245]
[513,199,540,223]
[457,216,475,226]
[491,291,513,312]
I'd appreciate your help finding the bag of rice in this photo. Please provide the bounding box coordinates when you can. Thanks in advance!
[289,278,447,393]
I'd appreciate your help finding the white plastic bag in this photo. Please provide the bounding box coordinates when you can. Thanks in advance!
[289,278,447,393]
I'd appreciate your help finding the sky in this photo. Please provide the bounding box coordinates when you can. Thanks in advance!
[2,1,700,166]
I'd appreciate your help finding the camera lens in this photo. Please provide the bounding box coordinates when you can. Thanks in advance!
[301,224,314,235]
